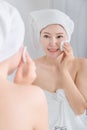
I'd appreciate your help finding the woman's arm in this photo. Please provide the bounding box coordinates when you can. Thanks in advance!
[61,70,87,115]
[75,58,87,107]
[57,43,87,115]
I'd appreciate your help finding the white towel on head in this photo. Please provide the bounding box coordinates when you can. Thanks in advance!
[0,1,25,62]
[29,9,74,48]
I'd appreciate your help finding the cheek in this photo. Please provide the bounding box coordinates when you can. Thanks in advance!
[40,37,46,43]
[42,41,48,49]
[40,38,47,47]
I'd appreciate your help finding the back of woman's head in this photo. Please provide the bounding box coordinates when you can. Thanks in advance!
[0,1,25,62]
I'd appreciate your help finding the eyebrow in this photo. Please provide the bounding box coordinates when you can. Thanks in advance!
[43,32,51,34]
[43,32,64,35]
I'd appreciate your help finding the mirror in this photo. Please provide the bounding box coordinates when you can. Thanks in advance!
[6,0,87,58]
[6,1,87,130]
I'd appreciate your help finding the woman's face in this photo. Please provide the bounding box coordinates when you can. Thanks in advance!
[40,24,68,58]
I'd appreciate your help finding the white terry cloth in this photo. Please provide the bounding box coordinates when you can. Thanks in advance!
[29,9,74,49]
[44,89,87,130]
[0,1,25,62]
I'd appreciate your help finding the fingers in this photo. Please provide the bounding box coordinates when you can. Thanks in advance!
[57,43,73,66]
[22,50,36,77]
[23,46,27,63]
[26,51,33,63]
[14,48,36,85]
[57,52,64,63]
[14,50,31,82]
[63,43,73,55]
[14,62,24,83]
[22,48,34,65]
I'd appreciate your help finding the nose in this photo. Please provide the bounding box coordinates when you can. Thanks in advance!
[49,37,57,46]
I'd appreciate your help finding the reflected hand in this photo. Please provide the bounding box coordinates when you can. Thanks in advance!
[56,43,74,87]
[57,42,74,73]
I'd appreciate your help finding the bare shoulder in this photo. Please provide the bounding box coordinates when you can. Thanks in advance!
[28,85,47,103]
[75,57,87,71]
[17,84,47,104]
[27,85,49,130]
[22,85,48,125]
[74,58,87,100]
[0,84,48,130]
[29,85,48,111]
[74,57,87,84]
[13,84,48,122]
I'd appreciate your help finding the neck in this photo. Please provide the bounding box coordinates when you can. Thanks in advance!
[43,55,57,66]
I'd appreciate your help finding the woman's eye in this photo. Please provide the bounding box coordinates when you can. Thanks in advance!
[57,35,63,38]
[43,35,50,38]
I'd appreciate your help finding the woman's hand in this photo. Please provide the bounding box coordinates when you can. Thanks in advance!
[56,42,75,87]
[57,42,74,72]
[14,51,36,85]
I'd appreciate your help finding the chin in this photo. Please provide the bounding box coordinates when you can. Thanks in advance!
[48,53,59,58]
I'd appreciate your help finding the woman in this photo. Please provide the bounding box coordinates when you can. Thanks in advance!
[27,9,87,130]
[0,2,49,130]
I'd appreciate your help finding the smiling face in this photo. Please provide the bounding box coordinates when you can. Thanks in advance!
[40,24,68,58]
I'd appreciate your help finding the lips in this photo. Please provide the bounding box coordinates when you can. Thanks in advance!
[48,48,59,52]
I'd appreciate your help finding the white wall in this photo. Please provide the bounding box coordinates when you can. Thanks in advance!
[6,0,50,58]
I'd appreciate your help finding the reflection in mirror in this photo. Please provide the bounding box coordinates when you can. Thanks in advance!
[29,8,87,130]
[4,1,87,130]
[50,0,87,58]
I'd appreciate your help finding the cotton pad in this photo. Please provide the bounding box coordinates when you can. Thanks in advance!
[23,46,27,63]
[60,40,69,51]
